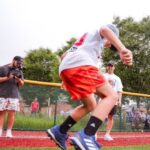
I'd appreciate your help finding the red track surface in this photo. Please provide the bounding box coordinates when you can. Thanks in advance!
[0,131,150,148]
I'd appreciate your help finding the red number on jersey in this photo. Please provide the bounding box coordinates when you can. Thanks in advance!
[74,33,87,46]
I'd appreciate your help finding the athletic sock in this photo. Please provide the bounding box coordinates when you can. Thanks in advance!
[84,116,102,136]
[59,116,76,134]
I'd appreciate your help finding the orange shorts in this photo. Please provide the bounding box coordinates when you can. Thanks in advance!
[60,66,106,100]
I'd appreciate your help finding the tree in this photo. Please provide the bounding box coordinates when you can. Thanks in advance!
[102,16,150,94]
[56,37,76,57]
[20,84,66,107]
[20,48,61,106]
[24,48,60,82]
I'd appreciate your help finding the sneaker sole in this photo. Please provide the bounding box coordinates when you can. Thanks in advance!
[70,137,86,150]
[47,129,65,150]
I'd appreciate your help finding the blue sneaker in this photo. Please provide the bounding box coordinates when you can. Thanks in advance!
[47,125,68,150]
[94,134,102,149]
[70,130,101,150]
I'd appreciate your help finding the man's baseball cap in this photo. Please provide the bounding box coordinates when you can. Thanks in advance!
[13,56,23,65]
[13,56,23,61]
[107,61,115,66]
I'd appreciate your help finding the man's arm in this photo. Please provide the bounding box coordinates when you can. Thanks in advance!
[100,26,133,66]
[14,76,24,86]
[117,91,122,107]
[0,76,10,83]
[0,74,15,83]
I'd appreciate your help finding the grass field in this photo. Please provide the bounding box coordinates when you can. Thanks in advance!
[0,145,150,150]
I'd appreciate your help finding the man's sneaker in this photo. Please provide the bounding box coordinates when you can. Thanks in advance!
[70,129,101,150]
[47,125,68,150]
[6,130,13,138]
[0,129,3,137]
[104,134,113,141]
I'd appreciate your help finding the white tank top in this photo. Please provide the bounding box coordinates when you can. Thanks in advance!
[59,28,104,74]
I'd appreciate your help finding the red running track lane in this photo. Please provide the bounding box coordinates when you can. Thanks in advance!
[0,131,150,148]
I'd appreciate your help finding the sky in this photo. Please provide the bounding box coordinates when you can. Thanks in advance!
[0,0,150,65]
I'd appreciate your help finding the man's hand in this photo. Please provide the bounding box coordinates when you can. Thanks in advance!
[8,74,15,79]
[119,49,133,66]
[14,76,24,86]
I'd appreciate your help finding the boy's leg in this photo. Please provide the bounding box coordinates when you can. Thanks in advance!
[92,83,118,120]
[47,94,97,150]
[70,83,118,150]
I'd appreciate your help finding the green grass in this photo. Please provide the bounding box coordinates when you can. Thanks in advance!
[3,112,135,132]
[4,113,104,131]
[0,145,150,150]
[4,113,54,130]
[104,145,150,150]
[14,113,52,130]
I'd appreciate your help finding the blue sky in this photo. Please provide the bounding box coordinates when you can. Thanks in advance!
[0,0,150,65]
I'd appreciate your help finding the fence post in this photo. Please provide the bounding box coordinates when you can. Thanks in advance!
[53,89,59,126]
[119,107,122,132]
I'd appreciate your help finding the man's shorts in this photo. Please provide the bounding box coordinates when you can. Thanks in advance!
[0,97,20,111]
[60,65,106,100]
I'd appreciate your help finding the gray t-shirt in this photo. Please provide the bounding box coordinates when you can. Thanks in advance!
[0,64,24,98]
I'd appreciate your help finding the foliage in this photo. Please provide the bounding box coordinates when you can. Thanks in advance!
[23,48,60,82]
[20,48,62,105]
[20,84,70,107]
[56,37,76,57]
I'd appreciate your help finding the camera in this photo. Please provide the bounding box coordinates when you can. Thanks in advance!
[9,67,23,78]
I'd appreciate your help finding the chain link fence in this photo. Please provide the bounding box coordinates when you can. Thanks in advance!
[13,80,150,132]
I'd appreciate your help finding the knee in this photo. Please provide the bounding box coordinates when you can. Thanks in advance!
[87,105,95,112]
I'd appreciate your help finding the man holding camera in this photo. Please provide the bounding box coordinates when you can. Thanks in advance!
[0,56,24,137]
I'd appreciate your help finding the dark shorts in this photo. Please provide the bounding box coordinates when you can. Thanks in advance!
[109,105,118,116]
